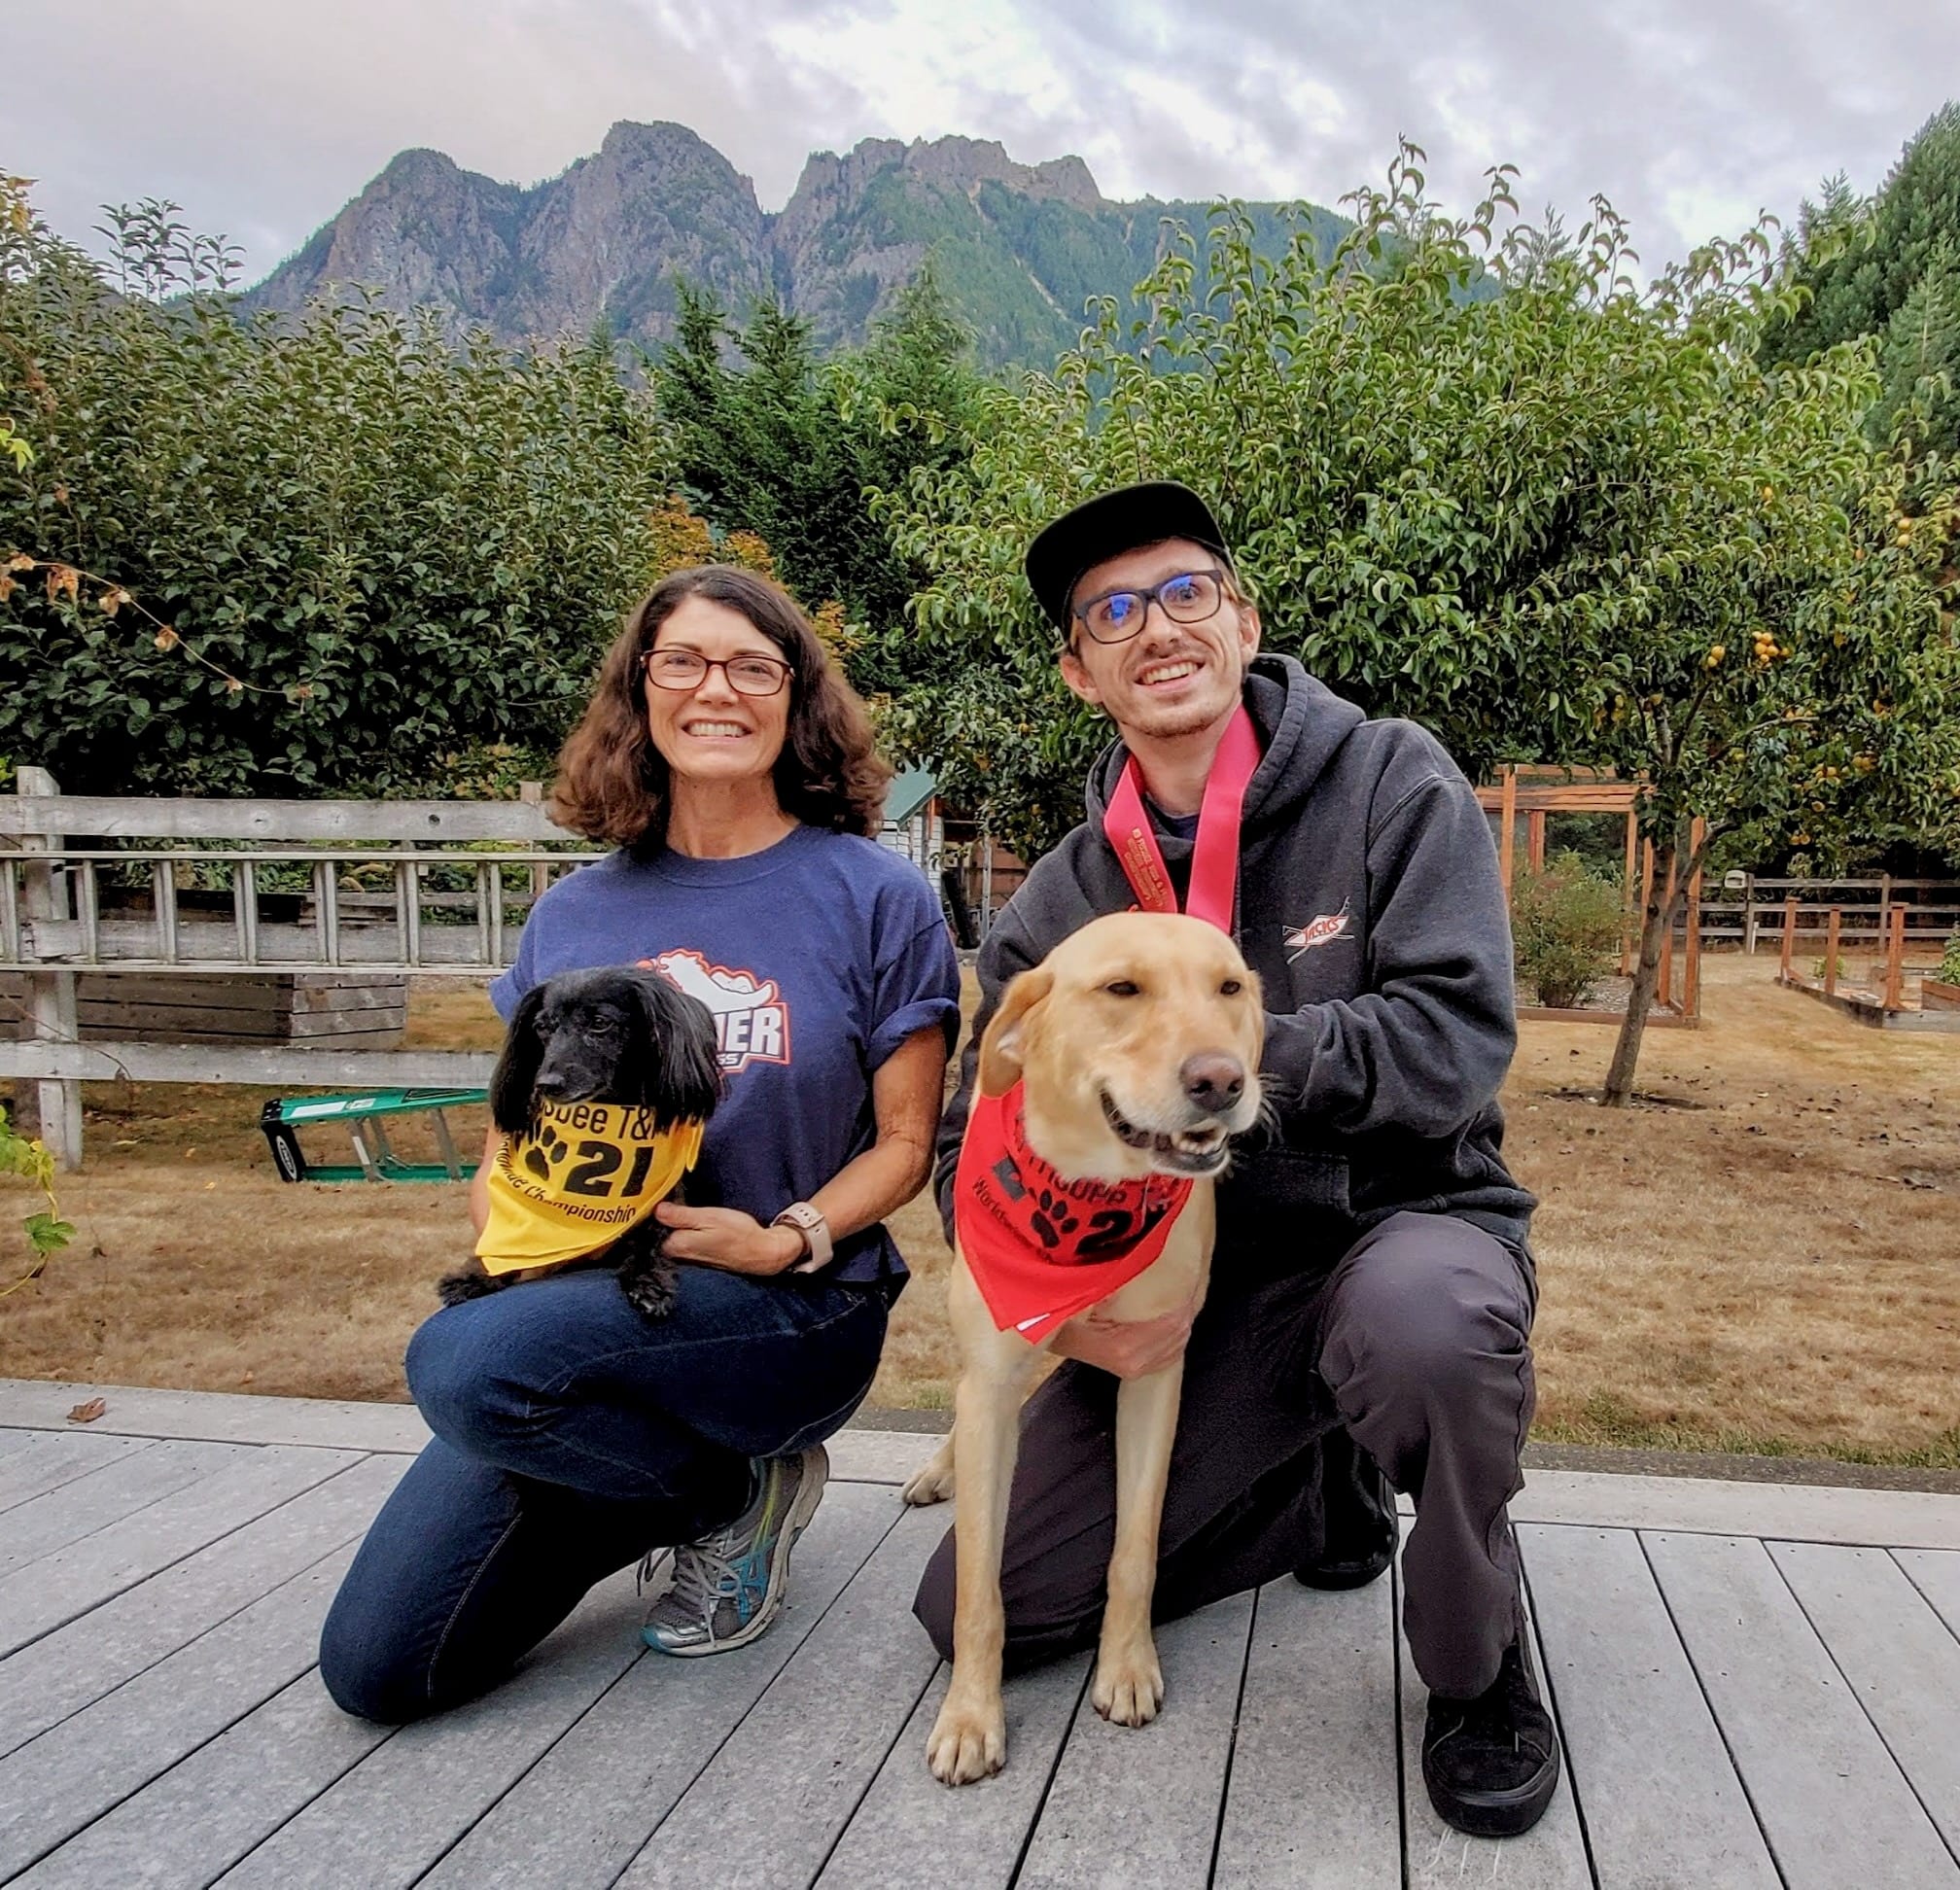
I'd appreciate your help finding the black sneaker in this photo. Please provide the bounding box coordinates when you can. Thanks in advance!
[1421,1639,1561,1838]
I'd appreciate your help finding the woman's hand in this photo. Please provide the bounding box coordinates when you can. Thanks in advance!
[1048,1291,1201,1380]
[653,1202,806,1276]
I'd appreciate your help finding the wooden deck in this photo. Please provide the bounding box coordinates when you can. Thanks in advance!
[2,1380,1958,1888]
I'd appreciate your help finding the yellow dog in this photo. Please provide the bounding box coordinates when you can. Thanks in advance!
[905,910,1265,1783]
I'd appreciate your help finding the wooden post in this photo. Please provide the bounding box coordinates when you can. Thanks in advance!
[520,782,548,909]
[1779,897,1797,980]
[1620,809,1639,976]
[15,768,83,1170]
[1638,840,1656,992]
[1824,909,1841,997]
[1526,807,1546,873]
[1683,818,1705,1022]
[1497,768,1517,894]
[1885,904,1907,1010]
[1657,854,1677,1010]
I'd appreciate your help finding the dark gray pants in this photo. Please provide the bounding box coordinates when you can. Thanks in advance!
[912,1210,1536,1699]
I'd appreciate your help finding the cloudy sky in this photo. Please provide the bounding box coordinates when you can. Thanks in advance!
[10,0,1954,286]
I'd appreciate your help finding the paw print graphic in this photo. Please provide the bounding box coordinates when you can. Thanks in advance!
[522,1124,570,1182]
[1029,1187,1079,1251]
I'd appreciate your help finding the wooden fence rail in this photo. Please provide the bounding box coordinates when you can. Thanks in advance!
[3,773,942,1168]
[0,773,600,1167]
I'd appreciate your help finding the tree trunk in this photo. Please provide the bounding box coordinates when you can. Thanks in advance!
[1602,834,1680,1106]
[1601,817,1721,1104]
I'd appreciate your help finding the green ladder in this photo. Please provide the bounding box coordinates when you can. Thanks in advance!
[260,1089,487,1183]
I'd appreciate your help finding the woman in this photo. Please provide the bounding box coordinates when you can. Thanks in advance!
[320,566,960,1721]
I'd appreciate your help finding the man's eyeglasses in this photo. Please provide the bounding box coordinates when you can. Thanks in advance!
[1072,568,1230,644]
[643,649,793,697]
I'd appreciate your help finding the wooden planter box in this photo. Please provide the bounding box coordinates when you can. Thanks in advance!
[0,971,407,1048]
[1924,978,1960,1012]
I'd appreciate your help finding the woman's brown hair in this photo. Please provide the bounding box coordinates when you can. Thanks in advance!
[549,566,892,847]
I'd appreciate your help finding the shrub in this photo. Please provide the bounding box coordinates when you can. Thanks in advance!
[1512,850,1625,1009]
[1941,929,1960,986]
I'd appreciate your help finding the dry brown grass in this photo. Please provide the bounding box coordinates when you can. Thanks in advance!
[4,957,1956,1465]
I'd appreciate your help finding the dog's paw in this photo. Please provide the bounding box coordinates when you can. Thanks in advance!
[927,1693,1006,1785]
[437,1268,498,1307]
[1091,1641,1165,1728]
[622,1270,678,1320]
[899,1445,954,1508]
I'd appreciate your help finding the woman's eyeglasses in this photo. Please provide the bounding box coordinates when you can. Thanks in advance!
[1073,568,1229,645]
[644,649,793,697]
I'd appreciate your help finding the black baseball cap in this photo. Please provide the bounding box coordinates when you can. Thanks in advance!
[1024,481,1232,632]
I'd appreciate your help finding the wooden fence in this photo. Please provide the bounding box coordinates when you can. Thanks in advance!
[0,771,600,1167]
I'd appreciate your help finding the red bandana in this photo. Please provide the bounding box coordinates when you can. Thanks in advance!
[1102,703,1261,930]
[954,1081,1192,1344]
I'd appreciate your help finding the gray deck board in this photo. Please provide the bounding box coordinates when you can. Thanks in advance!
[396,1481,896,1890]
[1896,1546,1960,1637]
[0,1443,364,1657]
[1771,1541,1960,1864]
[1399,1559,1594,1889]
[0,1545,357,1877]
[4,1392,1960,1890]
[0,1430,149,1511]
[1210,1571,1402,1890]
[1643,1529,1960,1888]
[1521,1523,1778,1888]
[215,1570,648,1890]
[9,1669,392,1890]
[614,1504,946,1888]
[1015,1592,1256,1890]
[816,1652,1093,1889]
[0,1438,250,1577]
[0,1455,405,1760]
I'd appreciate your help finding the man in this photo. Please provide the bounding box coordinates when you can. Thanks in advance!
[912,482,1555,1838]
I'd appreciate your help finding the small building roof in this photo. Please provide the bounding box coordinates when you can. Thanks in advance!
[882,766,936,825]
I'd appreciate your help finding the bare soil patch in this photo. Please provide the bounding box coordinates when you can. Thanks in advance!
[4,956,1956,1466]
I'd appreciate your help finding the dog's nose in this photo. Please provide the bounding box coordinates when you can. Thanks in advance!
[1180,1052,1245,1115]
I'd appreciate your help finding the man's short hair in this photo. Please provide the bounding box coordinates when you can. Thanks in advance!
[1024,481,1234,633]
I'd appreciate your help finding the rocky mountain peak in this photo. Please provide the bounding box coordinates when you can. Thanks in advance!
[243,122,1336,367]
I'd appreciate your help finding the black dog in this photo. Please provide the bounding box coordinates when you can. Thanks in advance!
[438,966,720,1318]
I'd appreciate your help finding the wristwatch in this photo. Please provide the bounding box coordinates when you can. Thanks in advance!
[772,1201,833,1274]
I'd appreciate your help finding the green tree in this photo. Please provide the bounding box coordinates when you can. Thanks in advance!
[657,259,986,674]
[1,182,677,796]
[881,145,1960,1103]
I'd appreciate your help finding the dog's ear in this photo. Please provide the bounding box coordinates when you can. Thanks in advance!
[977,965,1053,1097]
[630,973,721,1121]
[489,986,548,1134]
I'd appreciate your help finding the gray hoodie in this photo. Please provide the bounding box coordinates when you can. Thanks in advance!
[934,653,1536,1277]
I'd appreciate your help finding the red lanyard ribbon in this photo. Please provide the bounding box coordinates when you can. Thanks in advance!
[1101,704,1261,932]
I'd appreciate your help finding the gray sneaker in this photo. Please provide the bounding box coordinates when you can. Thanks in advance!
[641,1445,828,1657]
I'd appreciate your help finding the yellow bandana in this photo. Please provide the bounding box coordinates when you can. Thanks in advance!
[474,1101,706,1276]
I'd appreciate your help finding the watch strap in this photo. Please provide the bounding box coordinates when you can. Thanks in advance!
[772,1201,833,1274]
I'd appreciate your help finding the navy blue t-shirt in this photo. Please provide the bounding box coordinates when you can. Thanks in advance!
[489,824,960,1288]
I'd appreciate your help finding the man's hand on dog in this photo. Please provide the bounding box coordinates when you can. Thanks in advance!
[653,1202,807,1275]
[1049,1291,1200,1379]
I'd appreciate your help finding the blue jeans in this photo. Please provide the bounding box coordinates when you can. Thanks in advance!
[319,1264,890,1723]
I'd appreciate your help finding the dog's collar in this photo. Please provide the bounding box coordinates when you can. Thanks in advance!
[475,1101,704,1276]
[954,1082,1191,1344]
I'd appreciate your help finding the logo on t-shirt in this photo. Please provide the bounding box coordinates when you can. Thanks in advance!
[643,949,792,1074]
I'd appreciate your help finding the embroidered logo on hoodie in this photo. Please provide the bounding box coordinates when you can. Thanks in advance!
[1284,898,1353,960]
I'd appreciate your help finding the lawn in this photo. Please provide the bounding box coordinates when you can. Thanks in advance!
[3,955,1956,1466]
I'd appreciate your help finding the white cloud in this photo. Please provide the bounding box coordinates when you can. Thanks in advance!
[5,0,1953,285]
